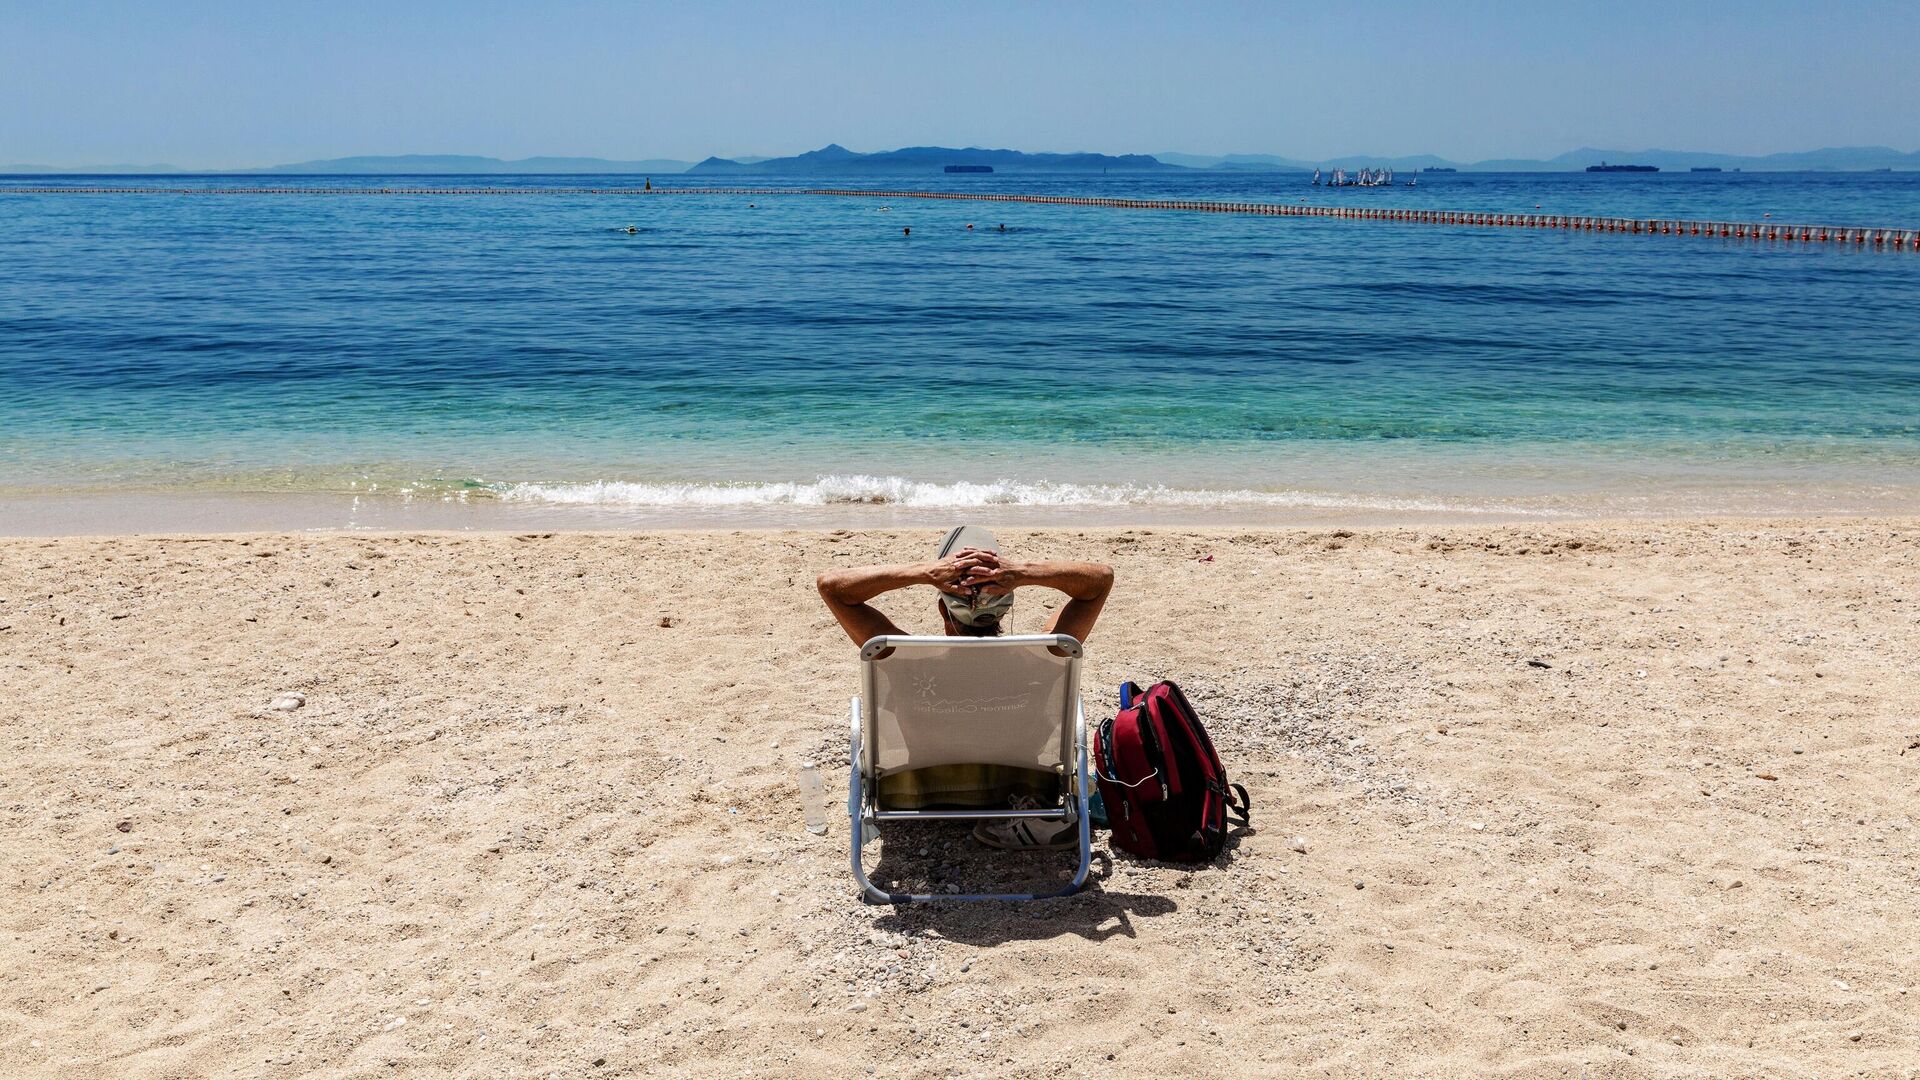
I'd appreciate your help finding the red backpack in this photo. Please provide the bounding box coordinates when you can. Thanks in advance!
[1094,680,1251,863]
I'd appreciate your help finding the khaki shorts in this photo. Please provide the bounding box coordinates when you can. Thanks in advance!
[876,764,1060,811]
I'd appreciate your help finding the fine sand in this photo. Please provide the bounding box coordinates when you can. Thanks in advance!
[2,522,1917,1078]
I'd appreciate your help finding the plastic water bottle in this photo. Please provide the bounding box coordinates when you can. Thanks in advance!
[797,762,828,835]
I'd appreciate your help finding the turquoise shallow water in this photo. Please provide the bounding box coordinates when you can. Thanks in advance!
[2,171,1918,527]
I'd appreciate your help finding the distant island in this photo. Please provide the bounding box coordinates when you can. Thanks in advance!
[4,144,1917,175]
[0,154,696,175]
[248,154,697,175]
[687,144,1177,175]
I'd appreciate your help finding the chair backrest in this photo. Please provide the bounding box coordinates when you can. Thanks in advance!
[861,635,1081,776]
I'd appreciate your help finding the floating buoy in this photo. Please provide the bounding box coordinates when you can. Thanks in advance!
[10,186,1908,253]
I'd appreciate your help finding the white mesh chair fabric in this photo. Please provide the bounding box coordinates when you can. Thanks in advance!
[849,634,1092,904]
[864,638,1073,775]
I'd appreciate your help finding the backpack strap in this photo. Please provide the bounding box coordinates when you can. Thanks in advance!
[1140,691,1183,799]
[1118,681,1142,710]
[1227,782,1252,826]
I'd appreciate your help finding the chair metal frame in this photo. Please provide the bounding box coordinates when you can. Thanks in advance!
[847,633,1092,904]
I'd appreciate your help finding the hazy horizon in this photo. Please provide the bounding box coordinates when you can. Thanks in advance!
[7,142,1920,174]
[4,1,1916,171]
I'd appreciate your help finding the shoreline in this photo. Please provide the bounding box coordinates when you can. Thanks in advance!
[7,512,1920,543]
[8,487,1920,536]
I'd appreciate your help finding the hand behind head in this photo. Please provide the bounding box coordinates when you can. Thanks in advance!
[931,548,996,596]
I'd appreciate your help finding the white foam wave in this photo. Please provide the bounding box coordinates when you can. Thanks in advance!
[492,474,1537,514]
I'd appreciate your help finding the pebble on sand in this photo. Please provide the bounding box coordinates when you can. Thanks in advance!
[1287,836,1308,854]
[269,693,305,712]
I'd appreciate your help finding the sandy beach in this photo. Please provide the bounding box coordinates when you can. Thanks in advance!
[2,521,1917,1078]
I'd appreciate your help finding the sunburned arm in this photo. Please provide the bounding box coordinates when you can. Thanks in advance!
[817,554,999,646]
[1028,561,1115,643]
[816,562,926,646]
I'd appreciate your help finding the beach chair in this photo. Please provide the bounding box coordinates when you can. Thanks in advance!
[848,634,1092,904]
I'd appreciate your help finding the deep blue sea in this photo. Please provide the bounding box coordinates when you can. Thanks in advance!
[3,170,1918,529]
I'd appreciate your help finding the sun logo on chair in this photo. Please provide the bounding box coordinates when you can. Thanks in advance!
[911,672,940,701]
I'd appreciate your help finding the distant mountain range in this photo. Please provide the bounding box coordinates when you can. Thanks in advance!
[0,154,695,175]
[247,154,697,174]
[5,145,1917,175]
[1155,153,1312,172]
[687,143,1175,174]
[0,162,193,174]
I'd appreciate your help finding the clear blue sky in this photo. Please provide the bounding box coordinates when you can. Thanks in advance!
[4,0,1916,168]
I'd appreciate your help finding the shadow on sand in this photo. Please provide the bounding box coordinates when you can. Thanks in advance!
[860,824,1252,945]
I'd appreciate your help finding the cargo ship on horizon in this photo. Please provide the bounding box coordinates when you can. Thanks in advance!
[1586,162,1659,173]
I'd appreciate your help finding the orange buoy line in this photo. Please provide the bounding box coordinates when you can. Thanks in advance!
[802,189,1918,250]
[6,185,1914,249]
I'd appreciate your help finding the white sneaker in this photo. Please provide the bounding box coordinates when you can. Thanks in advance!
[972,794,1077,850]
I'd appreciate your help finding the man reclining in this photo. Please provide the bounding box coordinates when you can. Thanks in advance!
[817,526,1113,849]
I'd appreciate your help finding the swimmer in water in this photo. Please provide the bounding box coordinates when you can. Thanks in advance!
[624,225,638,234]
[903,227,910,237]
[966,223,974,230]
[996,223,1006,232]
